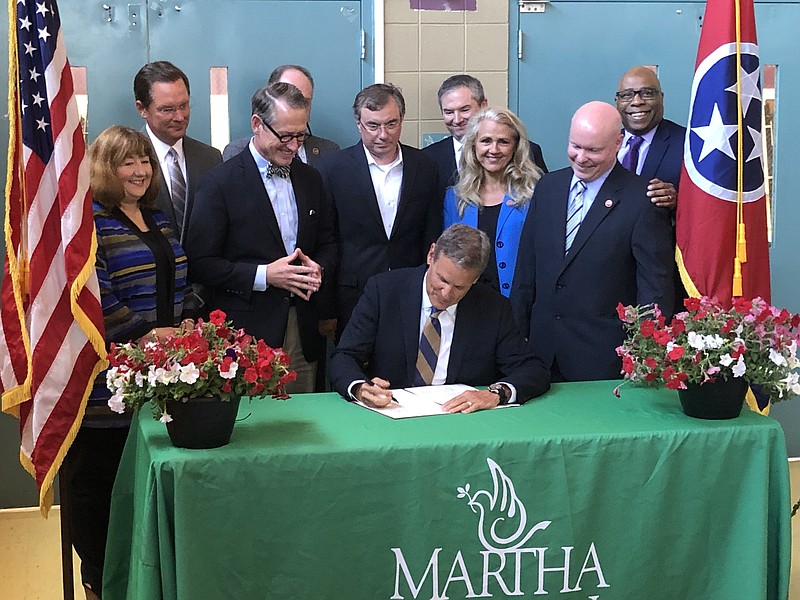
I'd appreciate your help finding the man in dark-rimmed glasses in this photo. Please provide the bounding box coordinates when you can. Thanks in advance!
[317,83,441,338]
[186,82,337,393]
[614,66,686,210]
[615,66,688,314]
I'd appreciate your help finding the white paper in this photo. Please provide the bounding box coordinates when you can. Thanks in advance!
[355,384,477,419]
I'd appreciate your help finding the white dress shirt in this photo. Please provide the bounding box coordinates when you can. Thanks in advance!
[363,144,403,238]
[453,136,465,172]
[250,141,299,291]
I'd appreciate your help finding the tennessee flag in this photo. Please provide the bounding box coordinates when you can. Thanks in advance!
[676,0,771,306]
[1,0,107,515]
[676,0,771,412]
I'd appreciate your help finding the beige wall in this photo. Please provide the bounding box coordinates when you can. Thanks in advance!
[384,2,510,148]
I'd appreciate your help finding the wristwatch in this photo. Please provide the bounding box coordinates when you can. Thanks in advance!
[487,383,511,405]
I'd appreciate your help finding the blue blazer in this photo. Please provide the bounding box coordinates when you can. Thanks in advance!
[443,188,530,297]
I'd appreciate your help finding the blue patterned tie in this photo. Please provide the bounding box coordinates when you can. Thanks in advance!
[565,180,587,255]
[413,308,443,386]
[621,135,644,173]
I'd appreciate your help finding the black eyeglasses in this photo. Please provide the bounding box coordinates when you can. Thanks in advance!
[260,117,310,143]
[615,87,662,102]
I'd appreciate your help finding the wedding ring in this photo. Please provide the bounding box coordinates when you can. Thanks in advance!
[466,401,472,407]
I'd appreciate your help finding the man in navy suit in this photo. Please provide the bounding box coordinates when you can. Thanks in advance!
[512,102,674,382]
[317,83,442,337]
[330,224,550,411]
[185,82,336,393]
[615,66,686,208]
[134,61,222,243]
[423,75,548,192]
[616,66,688,313]
[222,64,339,165]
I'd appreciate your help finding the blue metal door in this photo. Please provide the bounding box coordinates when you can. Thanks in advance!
[147,0,366,147]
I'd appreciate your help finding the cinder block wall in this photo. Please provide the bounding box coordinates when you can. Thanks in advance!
[384,2,510,147]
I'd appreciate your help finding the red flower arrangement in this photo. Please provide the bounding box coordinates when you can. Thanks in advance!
[615,297,800,404]
[106,310,296,422]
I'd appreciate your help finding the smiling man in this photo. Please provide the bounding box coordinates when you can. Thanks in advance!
[512,101,675,382]
[185,82,336,393]
[317,83,441,337]
[614,66,686,210]
[424,75,548,190]
[330,224,550,411]
[134,61,221,242]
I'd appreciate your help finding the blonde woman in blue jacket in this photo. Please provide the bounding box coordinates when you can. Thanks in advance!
[443,108,542,297]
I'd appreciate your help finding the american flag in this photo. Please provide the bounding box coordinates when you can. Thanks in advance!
[1,0,107,515]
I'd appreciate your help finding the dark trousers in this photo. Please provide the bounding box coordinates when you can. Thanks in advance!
[61,426,128,595]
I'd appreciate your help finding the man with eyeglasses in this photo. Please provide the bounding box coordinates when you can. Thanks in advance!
[317,83,441,338]
[615,66,688,314]
[614,66,686,210]
[222,64,339,165]
[185,82,337,393]
[134,61,222,243]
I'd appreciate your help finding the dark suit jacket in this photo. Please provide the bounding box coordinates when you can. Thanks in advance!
[511,163,675,381]
[149,134,222,243]
[330,266,550,402]
[184,151,337,362]
[638,118,686,189]
[316,142,442,332]
[222,134,340,166]
[423,136,549,191]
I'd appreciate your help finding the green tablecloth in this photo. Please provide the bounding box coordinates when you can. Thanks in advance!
[103,382,791,599]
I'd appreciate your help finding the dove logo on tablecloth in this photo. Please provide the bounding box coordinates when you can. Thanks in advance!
[390,458,610,599]
[457,458,551,552]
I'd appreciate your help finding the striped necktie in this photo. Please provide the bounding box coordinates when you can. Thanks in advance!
[565,180,587,255]
[413,308,443,386]
[167,147,187,236]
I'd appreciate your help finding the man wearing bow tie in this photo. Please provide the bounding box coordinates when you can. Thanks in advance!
[186,82,336,392]
[512,101,674,382]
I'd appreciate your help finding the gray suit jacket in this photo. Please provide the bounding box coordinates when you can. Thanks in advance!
[146,132,222,243]
[222,134,340,166]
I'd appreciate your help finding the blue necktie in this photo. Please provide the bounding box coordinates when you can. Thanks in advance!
[565,180,587,254]
[413,308,443,386]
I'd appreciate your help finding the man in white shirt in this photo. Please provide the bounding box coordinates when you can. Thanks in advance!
[330,224,550,411]
[134,61,221,242]
[317,83,441,337]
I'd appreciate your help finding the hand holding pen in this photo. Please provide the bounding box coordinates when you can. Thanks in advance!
[356,377,393,407]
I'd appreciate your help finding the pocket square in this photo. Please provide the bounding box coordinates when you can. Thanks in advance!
[309,209,316,216]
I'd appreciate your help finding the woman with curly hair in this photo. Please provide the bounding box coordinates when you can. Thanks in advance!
[443,108,542,297]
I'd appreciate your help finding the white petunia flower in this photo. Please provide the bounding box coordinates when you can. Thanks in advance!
[732,356,747,377]
[782,372,800,396]
[159,412,173,424]
[706,334,724,349]
[769,348,787,367]
[108,391,126,414]
[134,370,146,387]
[719,354,734,367]
[687,331,705,350]
[179,362,200,384]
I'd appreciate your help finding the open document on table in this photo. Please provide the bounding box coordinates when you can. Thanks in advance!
[354,384,517,419]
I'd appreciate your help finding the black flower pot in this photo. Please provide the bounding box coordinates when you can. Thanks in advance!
[165,396,240,449]
[677,378,747,420]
